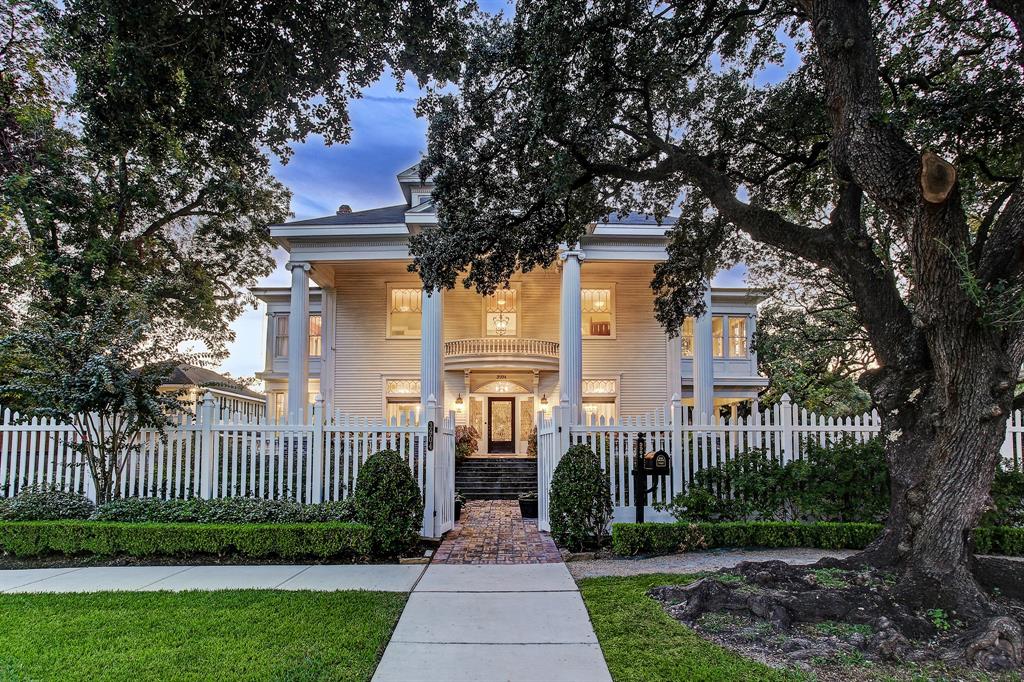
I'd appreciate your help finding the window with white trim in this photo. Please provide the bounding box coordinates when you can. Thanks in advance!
[274,314,289,358]
[385,378,421,424]
[387,286,422,338]
[484,288,518,337]
[581,287,614,337]
[711,314,748,358]
[681,318,694,357]
[309,314,322,357]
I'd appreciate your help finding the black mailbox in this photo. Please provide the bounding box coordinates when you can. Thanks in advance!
[643,449,671,476]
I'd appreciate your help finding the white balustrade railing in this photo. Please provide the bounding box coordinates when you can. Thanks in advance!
[0,396,456,538]
[444,337,559,358]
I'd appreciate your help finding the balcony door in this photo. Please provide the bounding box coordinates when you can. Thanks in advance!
[487,397,516,454]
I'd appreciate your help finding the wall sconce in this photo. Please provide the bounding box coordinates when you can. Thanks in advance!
[454,393,464,411]
[540,393,548,407]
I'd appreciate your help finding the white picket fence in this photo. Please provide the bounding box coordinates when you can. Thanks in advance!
[0,394,456,538]
[537,394,1024,530]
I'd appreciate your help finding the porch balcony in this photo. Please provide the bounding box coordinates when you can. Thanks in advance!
[443,337,559,370]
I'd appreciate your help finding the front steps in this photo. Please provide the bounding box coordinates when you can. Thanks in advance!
[455,457,538,500]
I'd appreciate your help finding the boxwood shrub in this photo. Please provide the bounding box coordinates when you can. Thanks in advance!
[611,521,883,556]
[354,450,423,558]
[549,444,613,551]
[611,521,1024,557]
[0,520,372,560]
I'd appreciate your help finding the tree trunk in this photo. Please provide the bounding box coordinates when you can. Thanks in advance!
[857,345,1015,619]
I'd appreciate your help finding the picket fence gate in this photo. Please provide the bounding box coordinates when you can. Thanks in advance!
[0,393,456,538]
[536,393,1024,531]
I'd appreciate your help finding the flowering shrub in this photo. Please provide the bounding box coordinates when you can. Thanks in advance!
[455,425,479,461]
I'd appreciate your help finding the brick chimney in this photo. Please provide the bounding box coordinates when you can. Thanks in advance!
[337,204,352,215]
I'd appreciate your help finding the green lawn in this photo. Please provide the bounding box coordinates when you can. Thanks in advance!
[578,574,799,682]
[0,590,406,682]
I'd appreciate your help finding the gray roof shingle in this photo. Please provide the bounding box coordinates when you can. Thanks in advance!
[278,204,409,227]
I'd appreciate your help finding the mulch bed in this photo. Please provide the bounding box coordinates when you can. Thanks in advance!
[650,560,1024,679]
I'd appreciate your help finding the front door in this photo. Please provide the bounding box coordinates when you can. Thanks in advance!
[487,397,516,454]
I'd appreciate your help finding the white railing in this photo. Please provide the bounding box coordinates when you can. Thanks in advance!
[444,337,559,358]
[537,393,1022,529]
[0,396,456,538]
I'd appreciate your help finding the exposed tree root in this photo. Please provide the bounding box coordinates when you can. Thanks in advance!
[650,560,1023,672]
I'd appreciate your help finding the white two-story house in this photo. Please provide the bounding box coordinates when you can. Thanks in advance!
[254,164,767,456]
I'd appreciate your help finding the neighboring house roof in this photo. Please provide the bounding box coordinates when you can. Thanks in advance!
[276,204,408,227]
[163,364,264,401]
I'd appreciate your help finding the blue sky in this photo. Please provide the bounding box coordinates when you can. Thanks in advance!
[217,5,796,380]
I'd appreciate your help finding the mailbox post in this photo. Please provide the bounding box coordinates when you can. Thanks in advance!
[632,433,672,523]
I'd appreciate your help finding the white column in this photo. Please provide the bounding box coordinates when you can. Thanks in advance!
[420,288,444,412]
[666,334,682,403]
[693,283,715,423]
[559,247,585,418]
[320,286,337,410]
[286,261,311,422]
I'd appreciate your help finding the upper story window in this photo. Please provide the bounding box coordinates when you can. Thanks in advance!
[388,285,422,338]
[713,314,748,358]
[309,314,322,357]
[581,287,614,337]
[485,288,518,336]
[274,314,289,358]
[274,314,322,358]
[681,314,748,358]
[681,318,694,357]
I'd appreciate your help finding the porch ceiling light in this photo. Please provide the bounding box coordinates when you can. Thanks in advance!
[540,393,548,406]
[455,393,464,411]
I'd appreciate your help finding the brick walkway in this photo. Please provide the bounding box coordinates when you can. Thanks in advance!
[432,500,562,564]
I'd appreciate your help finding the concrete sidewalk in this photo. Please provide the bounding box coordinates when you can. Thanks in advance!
[0,564,425,593]
[373,563,612,682]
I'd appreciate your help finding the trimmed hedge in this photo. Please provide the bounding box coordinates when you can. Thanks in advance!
[611,521,1024,557]
[973,526,1024,556]
[612,521,884,557]
[0,521,372,560]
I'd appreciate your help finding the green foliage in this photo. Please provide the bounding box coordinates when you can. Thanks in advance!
[656,438,889,523]
[549,444,613,551]
[983,468,1024,527]
[353,450,423,558]
[0,591,406,682]
[0,485,95,521]
[611,521,883,557]
[0,521,372,560]
[926,608,951,632]
[578,574,791,681]
[91,496,357,525]
[455,424,479,461]
[972,526,1024,556]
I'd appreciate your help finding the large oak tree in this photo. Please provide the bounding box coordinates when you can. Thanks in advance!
[411,0,1024,626]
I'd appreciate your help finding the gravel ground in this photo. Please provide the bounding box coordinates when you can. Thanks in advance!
[567,548,857,579]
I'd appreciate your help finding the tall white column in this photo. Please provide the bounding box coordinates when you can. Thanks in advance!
[420,287,444,412]
[559,247,585,418]
[666,334,682,403]
[693,283,715,423]
[319,286,337,410]
[286,261,311,422]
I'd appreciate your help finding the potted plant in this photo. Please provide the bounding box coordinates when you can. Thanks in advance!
[518,491,538,519]
[454,491,467,522]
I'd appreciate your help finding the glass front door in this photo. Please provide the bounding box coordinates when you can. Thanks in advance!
[487,397,516,453]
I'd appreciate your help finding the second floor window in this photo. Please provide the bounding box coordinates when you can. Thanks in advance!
[681,318,694,356]
[682,315,749,358]
[485,288,518,336]
[274,314,289,357]
[388,286,422,338]
[582,288,613,337]
[309,315,322,357]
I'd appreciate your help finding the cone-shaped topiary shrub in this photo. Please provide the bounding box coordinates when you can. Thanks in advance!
[549,444,613,551]
[353,449,423,558]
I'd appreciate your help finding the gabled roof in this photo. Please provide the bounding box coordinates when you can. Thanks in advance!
[164,364,264,400]
[276,204,409,227]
